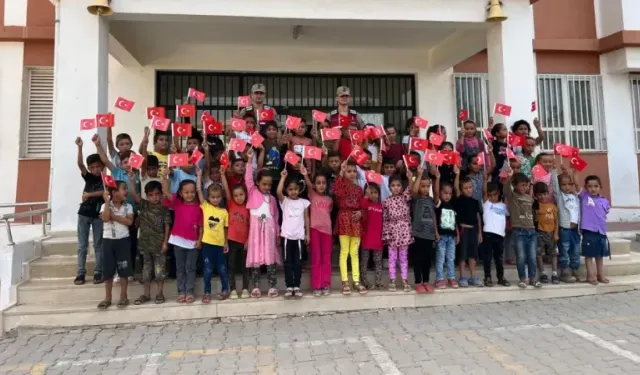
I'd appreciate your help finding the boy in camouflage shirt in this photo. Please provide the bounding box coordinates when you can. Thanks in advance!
[128,174,171,304]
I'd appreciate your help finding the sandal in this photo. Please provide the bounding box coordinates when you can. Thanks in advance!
[588,279,598,285]
[355,283,367,295]
[268,288,278,298]
[597,276,610,284]
[117,299,129,309]
[202,294,212,304]
[250,288,262,298]
[217,292,229,301]
[185,295,195,303]
[155,294,165,304]
[134,295,151,305]
[341,283,351,295]
[177,295,186,303]
[97,300,111,310]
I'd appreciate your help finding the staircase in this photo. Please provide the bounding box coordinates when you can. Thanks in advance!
[3,233,640,333]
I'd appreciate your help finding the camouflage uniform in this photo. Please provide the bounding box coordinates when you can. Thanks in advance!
[137,199,172,283]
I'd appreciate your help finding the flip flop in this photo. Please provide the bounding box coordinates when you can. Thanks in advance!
[134,295,151,305]
[97,300,111,310]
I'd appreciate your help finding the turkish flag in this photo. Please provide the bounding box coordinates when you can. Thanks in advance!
[338,114,351,129]
[188,88,206,102]
[459,109,469,121]
[425,149,444,166]
[150,116,170,131]
[229,138,248,152]
[114,97,135,112]
[321,127,340,141]
[553,143,569,156]
[570,156,588,172]
[570,147,580,158]
[483,129,494,141]
[201,111,214,124]
[494,103,512,117]
[96,113,115,128]
[506,148,517,160]
[414,116,429,129]
[128,152,144,170]
[190,149,204,165]
[303,146,322,161]
[80,119,96,131]
[204,121,223,135]
[284,150,301,165]
[403,154,420,168]
[531,101,537,112]
[409,137,429,151]
[312,110,327,123]
[257,109,275,122]
[146,107,166,120]
[250,132,264,148]
[429,132,444,147]
[441,151,460,166]
[172,123,192,137]
[368,125,385,140]
[476,152,486,166]
[365,171,383,185]
[219,152,229,168]
[230,118,247,132]
[169,153,189,167]
[349,130,364,144]
[285,116,302,130]
[237,96,250,107]
[176,104,195,118]
[351,145,369,166]
[101,173,117,188]
[532,164,547,179]
[508,133,525,147]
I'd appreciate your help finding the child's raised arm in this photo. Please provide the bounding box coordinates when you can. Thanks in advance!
[92,134,115,172]
[196,168,205,204]
[482,168,489,202]
[301,165,314,194]
[533,118,545,146]
[161,169,173,202]
[100,192,111,222]
[244,148,255,187]
[106,127,116,158]
[486,142,496,175]
[128,169,142,204]
[453,165,461,197]
[75,137,87,174]
[276,170,287,203]
[139,127,150,155]
[411,166,423,197]
[220,166,232,202]
[433,169,441,205]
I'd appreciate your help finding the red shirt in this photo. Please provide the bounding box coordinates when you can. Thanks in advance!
[227,199,249,244]
[361,198,383,251]
[227,173,244,189]
[338,137,353,161]
[333,176,363,237]
[383,143,404,164]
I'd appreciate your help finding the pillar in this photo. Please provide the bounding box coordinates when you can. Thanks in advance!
[49,2,109,231]
[416,69,456,140]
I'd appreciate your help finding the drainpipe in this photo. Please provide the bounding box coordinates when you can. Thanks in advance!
[47,1,61,223]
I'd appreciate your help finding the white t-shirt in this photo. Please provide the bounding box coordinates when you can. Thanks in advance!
[251,195,272,218]
[367,144,379,162]
[280,197,310,240]
[380,175,391,202]
[100,202,133,239]
[482,200,508,237]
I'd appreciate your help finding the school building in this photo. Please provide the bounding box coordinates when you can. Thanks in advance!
[1,0,640,231]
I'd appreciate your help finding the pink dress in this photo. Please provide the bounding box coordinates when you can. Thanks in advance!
[244,163,281,267]
[382,188,414,248]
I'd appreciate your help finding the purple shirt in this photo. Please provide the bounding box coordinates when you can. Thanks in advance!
[579,190,610,235]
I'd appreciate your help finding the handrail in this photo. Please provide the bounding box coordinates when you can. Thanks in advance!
[0,208,51,246]
[0,202,49,225]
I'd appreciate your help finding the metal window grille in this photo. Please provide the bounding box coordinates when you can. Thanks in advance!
[631,75,640,150]
[537,74,606,151]
[155,71,416,136]
[22,68,54,158]
[453,73,490,132]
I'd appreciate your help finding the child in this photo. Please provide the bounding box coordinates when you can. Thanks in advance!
[580,175,610,285]
[227,154,246,189]
[302,170,334,296]
[552,166,582,283]
[277,169,311,299]
[481,169,509,287]
[334,160,365,295]
[74,137,105,285]
[490,121,509,184]
[245,148,281,298]
[380,158,396,202]
[162,175,203,303]
[383,174,414,292]
[97,180,134,309]
[129,178,171,304]
[106,129,132,168]
[258,121,285,195]
[168,145,197,194]
[140,155,162,199]
[503,172,540,288]
[433,172,459,288]
[429,141,456,187]
[140,131,169,176]
[533,182,559,284]
[360,183,384,290]
[220,165,250,299]
[511,118,545,152]
[323,150,342,195]
[519,137,536,179]
[456,120,484,171]
[382,125,404,164]
[196,170,230,302]
[453,170,483,287]
[401,118,420,154]
[411,167,438,293]
[532,152,557,203]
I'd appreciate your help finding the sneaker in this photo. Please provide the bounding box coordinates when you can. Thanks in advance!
[458,277,469,288]
[497,278,511,287]
[423,283,435,293]
[484,278,494,287]
[74,275,85,285]
[92,273,103,284]
[388,281,396,292]
[468,276,484,287]
[447,279,459,289]
[436,280,447,289]
[415,284,426,294]
[530,280,543,288]
[518,280,527,289]
[240,289,250,299]
[539,274,549,284]
[322,286,331,296]
[293,287,303,299]
[229,290,239,300]
[551,274,560,285]
[284,288,294,299]
[313,289,322,297]
[560,270,576,283]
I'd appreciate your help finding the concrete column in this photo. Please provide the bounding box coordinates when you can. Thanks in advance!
[416,69,456,141]
[486,1,538,132]
[49,2,109,231]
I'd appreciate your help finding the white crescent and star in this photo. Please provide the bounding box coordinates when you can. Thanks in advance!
[428,153,436,162]
[260,112,268,119]
[98,116,108,126]
[307,148,316,157]
[117,100,128,109]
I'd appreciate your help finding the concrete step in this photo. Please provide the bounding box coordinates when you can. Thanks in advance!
[610,239,631,256]
[41,237,94,256]
[4,275,640,333]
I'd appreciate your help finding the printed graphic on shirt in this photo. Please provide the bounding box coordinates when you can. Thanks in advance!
[207,215,222,230]
[440,208,456,230]
[265,146,280,170]
[490,204,508,216]
[587,197,595,207]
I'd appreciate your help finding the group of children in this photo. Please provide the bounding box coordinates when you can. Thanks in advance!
[74,110,611,309]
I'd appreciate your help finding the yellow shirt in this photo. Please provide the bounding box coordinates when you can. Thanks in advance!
[201,202,228,246]
[535,201,558,233]
[153,152,169,176]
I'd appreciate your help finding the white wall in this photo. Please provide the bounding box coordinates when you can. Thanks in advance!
[3,0,27,26]
[417,69,456,139]
[0,43,25,215]
[594,0,640,38]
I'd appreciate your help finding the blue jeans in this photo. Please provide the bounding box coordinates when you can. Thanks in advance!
[77,215,103,276]
[203,244,229,294]
[436,235,456,280]
[514,228,538,280]
[558,227,581,270]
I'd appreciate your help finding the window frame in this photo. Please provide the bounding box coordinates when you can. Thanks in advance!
[20,66,55,159]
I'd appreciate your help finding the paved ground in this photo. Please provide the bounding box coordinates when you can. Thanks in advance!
[3,292,640,375]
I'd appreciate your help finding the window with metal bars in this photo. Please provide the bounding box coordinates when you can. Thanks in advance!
[21,68,54,158]
[453,73,490,131]
[631,75,640,150]
[155,72,416,136]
